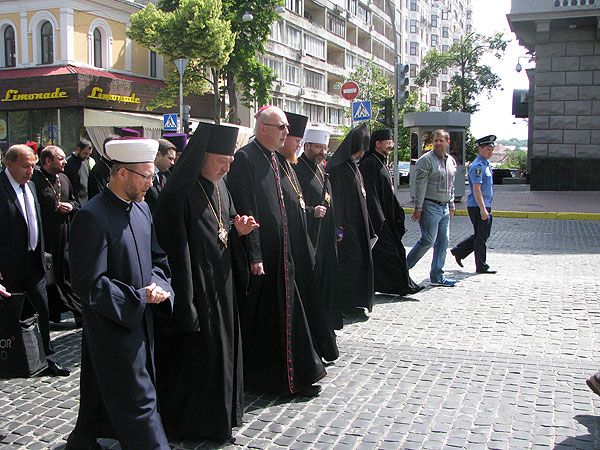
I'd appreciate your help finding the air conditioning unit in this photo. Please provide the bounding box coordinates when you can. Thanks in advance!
[333,4,344,15]
[301,49,307,57]
[299,87,306,95]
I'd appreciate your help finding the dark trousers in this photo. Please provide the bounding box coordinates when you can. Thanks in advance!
[452,206,492,271]
[4,248,55,363]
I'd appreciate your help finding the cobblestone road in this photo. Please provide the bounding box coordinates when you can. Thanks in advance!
[2,216,600,449]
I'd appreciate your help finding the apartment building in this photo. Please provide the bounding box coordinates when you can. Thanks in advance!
[246,0,472,138]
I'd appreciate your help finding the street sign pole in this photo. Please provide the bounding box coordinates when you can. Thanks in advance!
[341,81,360,129]
[174,58,189,133]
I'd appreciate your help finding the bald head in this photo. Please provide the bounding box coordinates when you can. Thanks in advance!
[254,106,289,151]
[4,144,38,185]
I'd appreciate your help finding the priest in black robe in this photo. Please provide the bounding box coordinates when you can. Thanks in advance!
[66,138,173,450]
[294,127,343,330]
[326,123,374,315]
[87,134,119,200]
[279,112,338,363]
[31,145,82,324]
[360,128,421,296]
[227,105,326,397]
[153,123,258,442]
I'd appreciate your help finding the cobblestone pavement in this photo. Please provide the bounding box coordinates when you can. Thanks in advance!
[2,216,600,449]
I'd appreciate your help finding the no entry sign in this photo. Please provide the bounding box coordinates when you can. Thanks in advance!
[341,81,359,101]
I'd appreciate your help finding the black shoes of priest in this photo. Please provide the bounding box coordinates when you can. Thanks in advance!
[44,360,71,377]
[451,250,463,268]
[296,384,322,397]
[476,268,497,274]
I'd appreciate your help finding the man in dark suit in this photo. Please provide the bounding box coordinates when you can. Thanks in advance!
[0,144,70,376]
[145,139,176,213]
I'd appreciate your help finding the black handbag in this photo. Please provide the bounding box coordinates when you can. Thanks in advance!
[0,292,48,378]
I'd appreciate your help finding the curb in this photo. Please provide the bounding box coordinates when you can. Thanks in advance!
[402,208,600,221]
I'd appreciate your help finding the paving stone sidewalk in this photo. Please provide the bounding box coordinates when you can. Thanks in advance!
[2,216,600,449]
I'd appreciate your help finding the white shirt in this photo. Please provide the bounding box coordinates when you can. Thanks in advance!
[5,168,39,250]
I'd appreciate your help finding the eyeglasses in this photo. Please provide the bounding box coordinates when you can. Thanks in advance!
[124,167,154,182]
[263,123,289,131]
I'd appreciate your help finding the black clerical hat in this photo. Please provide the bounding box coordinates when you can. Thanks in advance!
[326,123,370,171]
[285,112,309,138]
[163,133,188,153]
[184,122,239,156]
[369,128,393,153]
[475,135,496,147]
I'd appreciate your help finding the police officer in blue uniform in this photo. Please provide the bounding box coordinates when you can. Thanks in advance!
[451,135,496,274]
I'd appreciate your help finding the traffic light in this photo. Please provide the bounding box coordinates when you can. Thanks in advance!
[182,104,192,134]
[397,63,410,107]
[377,97,393,128]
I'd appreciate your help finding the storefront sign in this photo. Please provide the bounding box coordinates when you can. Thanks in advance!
[87,87,141,104]
[1,87,68,102]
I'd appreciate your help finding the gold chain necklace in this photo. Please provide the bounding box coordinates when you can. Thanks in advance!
[346,161,367,198]
[278,159,306,210]
[196,179,228,248]
[42,171,61,209]
[300,157,331,205]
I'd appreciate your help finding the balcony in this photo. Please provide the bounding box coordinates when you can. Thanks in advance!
[510,0,600,15]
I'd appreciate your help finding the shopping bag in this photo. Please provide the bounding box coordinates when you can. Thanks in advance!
[0,292,48,378]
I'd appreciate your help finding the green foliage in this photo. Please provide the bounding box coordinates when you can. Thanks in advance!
[127,0,235,114]
[416,32,508,113]
[499,147,527,173]
[498,138,527,147]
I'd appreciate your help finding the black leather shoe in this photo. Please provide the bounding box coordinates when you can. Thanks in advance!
[451,250,463,268]
[476,268,497,274]
[296,384,321,397]
[45,360,71,377]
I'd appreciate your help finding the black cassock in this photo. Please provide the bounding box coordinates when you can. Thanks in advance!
[359,151,421,295]
[153,150,244,440]
[67,190,173,450]
[294,153,343,330]
[87,156,111,200]
[227,139,325,395]
[277,152,338,362]
[327,160,374,312]
[31,168,81,321]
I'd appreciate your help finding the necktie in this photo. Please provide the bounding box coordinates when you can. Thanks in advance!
[20,184,39,251]
[159,172,165,187]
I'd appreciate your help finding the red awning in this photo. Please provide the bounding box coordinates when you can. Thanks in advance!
[0,64,164,87]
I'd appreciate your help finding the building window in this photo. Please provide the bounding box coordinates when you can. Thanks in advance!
[285,0,303,15]
[345,52,367,70]
[429,76,437,87]
[410,41,418,56]
[150,50,157,78]
[431,15,438,28]
[3,25,16,67]
[286,25,302,50]
[304,69,325,91]
[284,63,300,84]
[260,56,283,79]
[410,20,417,33]
[304,34,325,59]
[347,0,357,16]
[271,21,284,43]
[328,107,344,125]
[442,10,449,20]
[40,21,53,64]
[304,103,325,122]
[442,26,449,38]
[410,0,418,12]
[327,13,346,38]
[430,93,438,106]
[357,3,370,24]
[431,34,438,47]
[284,99,301,113]
[442,44,449,52]
[410,64,418,77]
[93,28,102,68]
[442,67,448,74]
[442,81,448,92]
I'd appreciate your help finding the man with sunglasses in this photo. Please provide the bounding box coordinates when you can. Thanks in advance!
[451,134,497,274]
[66,138,173,450]
[227,105,326,398]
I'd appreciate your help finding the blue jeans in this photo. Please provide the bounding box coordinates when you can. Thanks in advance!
[406,200,450,283]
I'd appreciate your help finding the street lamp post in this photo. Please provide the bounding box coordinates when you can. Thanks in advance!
[174,58,189,133]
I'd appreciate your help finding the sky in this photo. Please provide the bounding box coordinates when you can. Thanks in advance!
[470,0,530,141]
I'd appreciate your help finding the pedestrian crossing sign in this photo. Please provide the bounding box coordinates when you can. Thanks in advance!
[352,101,372,122]
[163,113,178,131]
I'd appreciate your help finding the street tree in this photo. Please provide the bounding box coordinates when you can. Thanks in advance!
[345,61,427,160]
[221,0,283,124]
[416,32,508,113]
[128,0,235,123]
